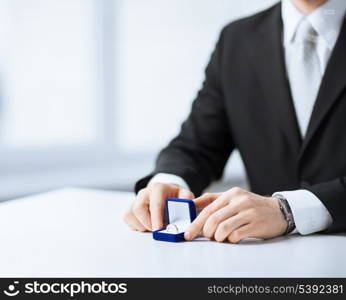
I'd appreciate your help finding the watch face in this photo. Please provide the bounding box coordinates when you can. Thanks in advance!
[286,215,296,233]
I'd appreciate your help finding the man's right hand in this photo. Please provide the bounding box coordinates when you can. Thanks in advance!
[123,182,194,232]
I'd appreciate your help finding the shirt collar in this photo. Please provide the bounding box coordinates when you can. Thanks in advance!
[282,0,346,49]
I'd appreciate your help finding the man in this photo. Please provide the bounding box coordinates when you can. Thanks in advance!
[124,0,346,243]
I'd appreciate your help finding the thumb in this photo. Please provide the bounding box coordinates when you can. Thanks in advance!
[193,192,222,209]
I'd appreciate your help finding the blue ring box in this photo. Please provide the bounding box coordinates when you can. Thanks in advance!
[152,198,196,242]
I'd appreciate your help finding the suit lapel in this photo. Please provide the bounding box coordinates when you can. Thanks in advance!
[249,4,302,153]
[300,16,346,156]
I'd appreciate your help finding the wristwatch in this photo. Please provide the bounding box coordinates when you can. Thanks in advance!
[273,194,296,234]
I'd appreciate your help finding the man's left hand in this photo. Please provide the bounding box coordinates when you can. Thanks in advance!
[184,187,288,243]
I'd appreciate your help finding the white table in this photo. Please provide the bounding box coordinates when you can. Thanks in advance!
[0,188,345,277]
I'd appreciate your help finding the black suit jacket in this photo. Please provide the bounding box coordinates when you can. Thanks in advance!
[135,3,346,233]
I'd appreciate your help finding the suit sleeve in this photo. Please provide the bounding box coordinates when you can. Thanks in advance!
[135,28,235,196]
[305,178,346,232]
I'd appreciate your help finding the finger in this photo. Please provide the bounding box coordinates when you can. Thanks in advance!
[149,185,168,231]
[213,212,250,242]
[178,189,194,199]
[202,202,240,239]
[193,192,222,210]
[184,194,228,240]
[227,224,253,243]
[123,210,147,232]
[133,190,152,231]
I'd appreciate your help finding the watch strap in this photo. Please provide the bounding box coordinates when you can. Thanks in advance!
[274,194,296,234]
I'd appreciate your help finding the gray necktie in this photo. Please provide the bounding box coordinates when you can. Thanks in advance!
[288,19,322,137]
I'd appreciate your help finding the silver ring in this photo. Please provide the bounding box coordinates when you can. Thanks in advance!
[166,224,179,233]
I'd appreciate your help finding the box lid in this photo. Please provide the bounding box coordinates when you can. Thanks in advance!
[165,198,196,233]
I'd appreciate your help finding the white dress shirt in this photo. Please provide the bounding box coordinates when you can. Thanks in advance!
[149,0,346,235]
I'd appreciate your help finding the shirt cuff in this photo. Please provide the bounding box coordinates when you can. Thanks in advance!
[273,189,333,235]
[148,173,190,190]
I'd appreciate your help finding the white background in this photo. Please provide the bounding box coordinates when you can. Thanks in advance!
[0,0,279,200]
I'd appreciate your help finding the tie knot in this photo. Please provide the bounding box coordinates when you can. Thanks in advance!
[294,19,318,45]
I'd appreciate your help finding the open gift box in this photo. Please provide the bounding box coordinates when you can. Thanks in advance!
[153,198,196,242]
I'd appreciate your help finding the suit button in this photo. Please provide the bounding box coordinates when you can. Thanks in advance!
[300,180,310,188]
